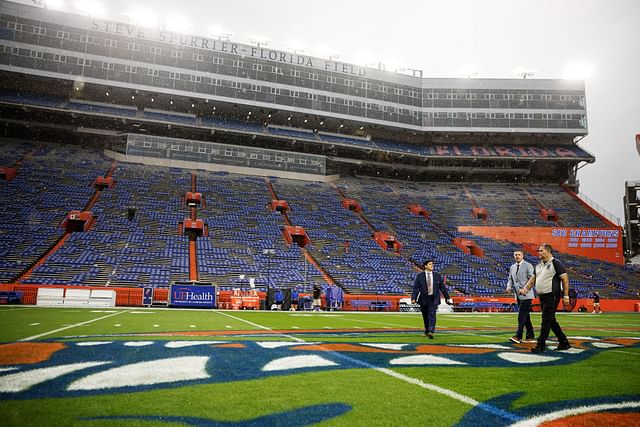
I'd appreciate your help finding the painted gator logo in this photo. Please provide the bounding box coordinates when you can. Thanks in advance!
[0,334,638,425]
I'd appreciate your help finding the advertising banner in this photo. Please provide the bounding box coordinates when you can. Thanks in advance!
[169,284,216,308]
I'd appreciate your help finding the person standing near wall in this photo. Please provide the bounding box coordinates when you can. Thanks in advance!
[592,291,602,313]
[312,284,322,311]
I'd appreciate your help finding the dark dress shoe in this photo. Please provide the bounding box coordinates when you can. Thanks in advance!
[427,332,434,339]
[555,342,572,351]
[530,346,545,353]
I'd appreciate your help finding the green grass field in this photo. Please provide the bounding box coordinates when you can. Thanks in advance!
[1,306,639,426]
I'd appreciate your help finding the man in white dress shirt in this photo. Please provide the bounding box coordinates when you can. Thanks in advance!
[506,249,535,344]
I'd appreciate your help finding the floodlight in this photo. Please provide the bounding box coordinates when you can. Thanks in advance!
[43,0,65,9]
[352,50,374,67]
[562,62,594,80]
[207,25,232,40]
[286,40,306,53]
[514,67,536,79]
[315,43,340,60]
[459,65,479,78]
[74,0,106,17]
[382,57,401,72]
[123,9,158,28]
[164,16,192,33]
[248,35,270,47]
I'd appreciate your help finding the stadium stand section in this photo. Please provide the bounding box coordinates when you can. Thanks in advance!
[2,139,637,300]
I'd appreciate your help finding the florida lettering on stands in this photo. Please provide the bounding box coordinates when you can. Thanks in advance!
[432,145,584,159]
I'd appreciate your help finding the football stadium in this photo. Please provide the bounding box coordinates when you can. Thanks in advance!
[0,0,639,425]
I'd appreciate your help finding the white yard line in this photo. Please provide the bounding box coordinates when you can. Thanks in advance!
[449,330,505,340]
[215,311,304,343]
[19,310,130,341]
[343,317,418,329]
[454,320,508,327]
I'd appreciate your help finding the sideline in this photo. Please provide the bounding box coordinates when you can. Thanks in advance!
[216,310,520,423]
[216,311,305,343]
[19,310,130,341]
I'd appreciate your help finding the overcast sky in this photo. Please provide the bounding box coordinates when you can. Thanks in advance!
[26,0,640,220]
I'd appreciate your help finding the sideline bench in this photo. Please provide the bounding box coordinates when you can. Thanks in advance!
[36,287,64,306]
[64,289,91,306]
[350,300,391,311]
[89,289,116,307]
[455,301,515,312]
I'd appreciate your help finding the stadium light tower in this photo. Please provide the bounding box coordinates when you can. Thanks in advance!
[459,65,479,79]
[286,40,307,54]
[514,68,536,79]
[382,57,401,72]
[563,62,594,80]
[74,0,106,17]
[315,43,341,61]
[123,9,158,28]
[41,0,65,10]
[207,26,233,41]
[163,16,192,33]
[248,36,270,48]
[352,50,374,68]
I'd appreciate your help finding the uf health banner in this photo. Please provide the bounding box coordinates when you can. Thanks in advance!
[458,226,623,265]
[170,284,216,308]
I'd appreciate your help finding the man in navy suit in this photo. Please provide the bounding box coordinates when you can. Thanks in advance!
[411,259,453,339]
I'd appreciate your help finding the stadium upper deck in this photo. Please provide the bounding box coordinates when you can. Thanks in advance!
[0,0,587,135]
